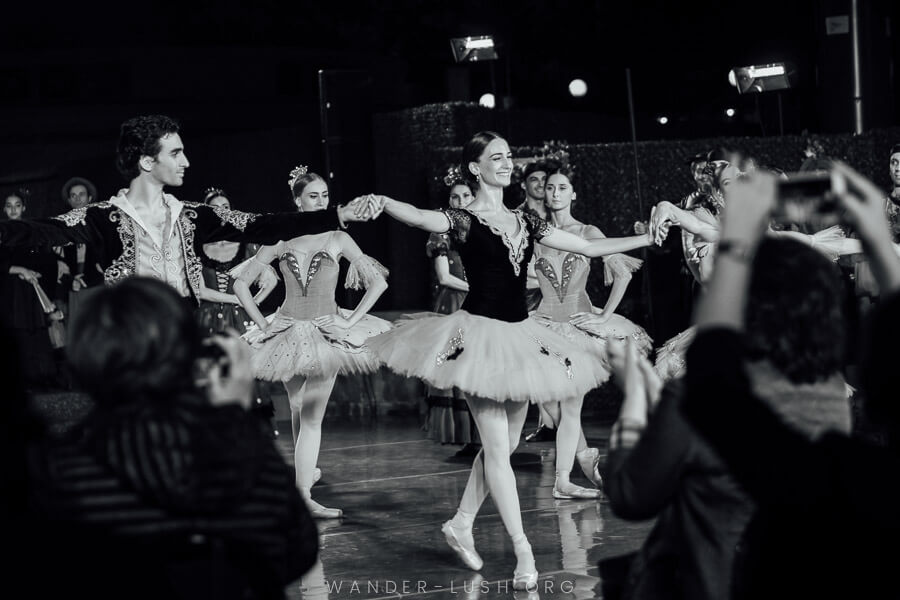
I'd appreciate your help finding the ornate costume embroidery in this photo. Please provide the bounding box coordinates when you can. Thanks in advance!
[51,201,112,228]
[104,209,136,284]
[209,204,258,232]
[531,335,574,379]
[442,208,472,244]
[522,210,554,240]
[535,253,581,303]
[178,208,202,301]
[436,328,465,365]
[281,251,334,296]
[466,209,529,277]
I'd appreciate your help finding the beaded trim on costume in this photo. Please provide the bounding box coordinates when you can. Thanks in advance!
[436,328,465,365]
[208,204,258,232]
[535,252,582,303]
[51,201,113,228]
[531,335,573,379]
[178,208,202,302]
[466,209,529,277]
[281,251,335,296]
[104,209,136,284]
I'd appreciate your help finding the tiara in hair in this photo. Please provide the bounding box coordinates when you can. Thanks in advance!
[441,164,465,187]
[203,186,225,201]
[288,165,309,190]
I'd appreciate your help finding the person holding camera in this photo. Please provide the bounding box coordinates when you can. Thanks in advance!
[681,163,900,598]
[26,277,317,598]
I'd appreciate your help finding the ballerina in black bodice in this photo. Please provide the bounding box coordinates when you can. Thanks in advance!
[361,131,654,589]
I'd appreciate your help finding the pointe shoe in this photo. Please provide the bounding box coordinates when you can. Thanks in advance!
[576,447,604,489]
[513,570,539,591]
[553,481,601,500]
[441,521,483,571]
[524,425,556,443]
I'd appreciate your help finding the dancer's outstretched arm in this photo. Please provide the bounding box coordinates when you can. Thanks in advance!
[651,202,720,244]
[313,231,388,330]
[540,227,652,258]
[359,195,451,233]
[233,242,284,329]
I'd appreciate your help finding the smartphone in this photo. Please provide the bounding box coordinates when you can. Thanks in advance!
[771,171,845,229]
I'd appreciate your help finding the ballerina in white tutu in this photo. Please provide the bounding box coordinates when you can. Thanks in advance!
[233,167,390,519]
[529,161,653,500]
[359,131,654,589]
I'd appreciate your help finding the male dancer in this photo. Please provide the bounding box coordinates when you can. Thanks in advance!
[0,115,377,302]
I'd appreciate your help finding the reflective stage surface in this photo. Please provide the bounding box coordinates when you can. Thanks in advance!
[278,417,652,599]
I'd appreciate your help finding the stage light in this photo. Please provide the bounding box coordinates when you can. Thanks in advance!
[728,62,794,94]
[479,93,496,108]
[725,108,736,117]
[450,35,498,63]
[657,116,669,125]
[568,79,587,97]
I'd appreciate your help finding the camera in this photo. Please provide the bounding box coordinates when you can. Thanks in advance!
[771,171,845,229]
[194,337,230,387]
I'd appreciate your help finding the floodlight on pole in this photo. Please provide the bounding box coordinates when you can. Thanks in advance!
[727,62,794,94]
[450,35,499,63]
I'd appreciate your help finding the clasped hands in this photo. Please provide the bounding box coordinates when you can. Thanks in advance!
[345,194,387,221]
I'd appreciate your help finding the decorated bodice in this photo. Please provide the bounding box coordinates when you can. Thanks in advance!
[200,243,247,296]
[534,248,592,321]
[443,208,553,322]
[278,250,339,319]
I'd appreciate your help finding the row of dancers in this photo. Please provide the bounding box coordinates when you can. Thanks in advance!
[6,114,884,590]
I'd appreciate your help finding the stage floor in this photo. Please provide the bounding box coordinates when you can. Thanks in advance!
[279,415,652,600]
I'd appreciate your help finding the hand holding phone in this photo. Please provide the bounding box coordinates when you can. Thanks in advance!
[771,171,845,230]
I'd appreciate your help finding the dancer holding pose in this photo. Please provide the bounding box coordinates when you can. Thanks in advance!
[233,167,391,519]
[530,162,652,499]
[361,132,654,588]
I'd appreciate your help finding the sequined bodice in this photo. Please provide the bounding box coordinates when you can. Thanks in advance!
[534,250,592,321]
[278,251,339,319]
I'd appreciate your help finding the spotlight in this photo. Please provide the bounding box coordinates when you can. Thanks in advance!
[728,62,795,94]
[450,35,498,63]
[479,93,496,108]
[568,79,588,97]
[657,116,669,125]
[725,108,736,117]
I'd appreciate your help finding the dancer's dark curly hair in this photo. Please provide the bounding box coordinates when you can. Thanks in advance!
[116,115,181,181]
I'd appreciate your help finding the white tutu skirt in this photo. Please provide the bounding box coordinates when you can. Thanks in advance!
[654,326,696,381]
[367,310,611,404]
[531,312,653,359]
[243,309,392,382]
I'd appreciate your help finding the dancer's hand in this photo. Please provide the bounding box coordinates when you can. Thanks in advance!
[633,220,648,235]
[10,266,41,284]
[204,329,254,409]
[314,313,353,330]
[569,311,611,331]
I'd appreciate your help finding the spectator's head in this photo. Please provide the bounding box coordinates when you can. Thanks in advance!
[203,187,231,210]
[744,237,845,384]
[62,177,97,210]
[116,115,188,185]
[289,166,328,212]
[521,160,548,202]
[448,183,474,209]
[67,278,202,408]
[543,161,577,213]
[889,144,900,189]
[3,190,28,221]
[460,131,510,191]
